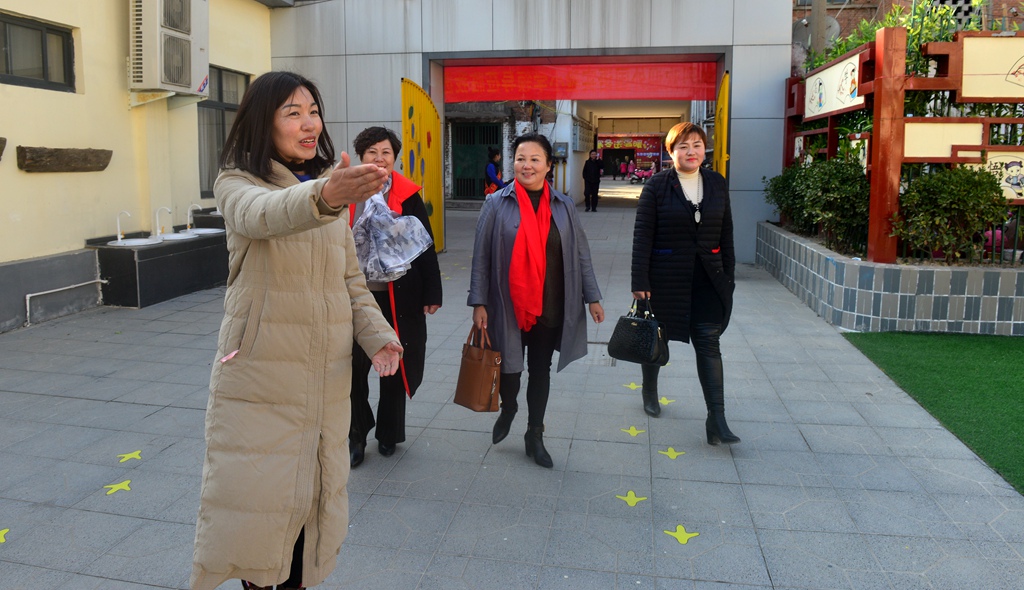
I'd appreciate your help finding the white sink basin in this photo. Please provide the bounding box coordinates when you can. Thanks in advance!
[183,228,225,235]
[161,232,200,241]
[107,237,163,247]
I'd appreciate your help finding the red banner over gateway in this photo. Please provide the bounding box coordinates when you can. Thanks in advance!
[444,63,717,102]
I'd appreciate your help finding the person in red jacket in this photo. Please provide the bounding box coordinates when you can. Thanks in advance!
[348,127,443,466]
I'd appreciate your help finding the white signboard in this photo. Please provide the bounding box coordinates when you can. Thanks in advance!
[805,54,865,119]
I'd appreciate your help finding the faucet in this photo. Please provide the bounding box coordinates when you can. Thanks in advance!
[155,207,172,237]
[187,204,203,230]
[116,211,131,241]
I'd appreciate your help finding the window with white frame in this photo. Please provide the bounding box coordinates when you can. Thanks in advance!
[0,12,74,92]
[197,66,248,199]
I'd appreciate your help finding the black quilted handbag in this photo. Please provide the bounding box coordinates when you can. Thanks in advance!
[607,299,669,366]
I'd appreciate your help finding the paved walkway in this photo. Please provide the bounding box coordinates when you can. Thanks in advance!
[2,193,1023,589]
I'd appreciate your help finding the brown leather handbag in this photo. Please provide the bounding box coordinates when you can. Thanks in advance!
[454,326,501,412]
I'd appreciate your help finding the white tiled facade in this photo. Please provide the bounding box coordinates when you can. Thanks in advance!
[269,0,793,263]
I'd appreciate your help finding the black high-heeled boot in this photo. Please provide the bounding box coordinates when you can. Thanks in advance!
[693,323,740,445]
[492,409,516,444]
[524,425,553,468]
[640,363,661,417]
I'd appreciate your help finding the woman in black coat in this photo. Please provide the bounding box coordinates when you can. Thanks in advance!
[348,127,443,466]
[631,122,739,445]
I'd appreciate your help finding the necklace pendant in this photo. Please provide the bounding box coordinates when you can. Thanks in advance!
[694,210,701,223]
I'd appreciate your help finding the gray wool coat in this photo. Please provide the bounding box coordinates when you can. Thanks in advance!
[468,182,602,374]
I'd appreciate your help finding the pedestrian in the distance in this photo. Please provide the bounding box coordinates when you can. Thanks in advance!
[630,122,739,445]
[582,149,603,212]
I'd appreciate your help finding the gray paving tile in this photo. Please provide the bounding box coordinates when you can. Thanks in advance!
[81,521,193,588]
[0,508,145,570]
[0,562,73,590]
[2,461,128,507]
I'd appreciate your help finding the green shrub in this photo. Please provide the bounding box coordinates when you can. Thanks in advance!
[763,164,814,233]
[801,159,870,254]
[763,159,870,255]
[891,166,1008,264]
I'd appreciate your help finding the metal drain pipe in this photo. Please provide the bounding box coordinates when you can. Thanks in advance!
[24,279,108,327]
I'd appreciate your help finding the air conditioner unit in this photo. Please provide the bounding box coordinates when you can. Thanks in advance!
[129,0,209,96]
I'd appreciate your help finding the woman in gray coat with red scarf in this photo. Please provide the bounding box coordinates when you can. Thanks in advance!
[631,122,740,445]
[469,133,605,468]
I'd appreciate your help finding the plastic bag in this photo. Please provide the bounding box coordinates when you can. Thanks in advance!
[352,193,433,282]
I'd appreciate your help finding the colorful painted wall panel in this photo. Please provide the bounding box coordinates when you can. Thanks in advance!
[961,36,1024,100]
[401,78,444,252]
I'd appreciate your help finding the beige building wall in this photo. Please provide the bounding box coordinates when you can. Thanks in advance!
[0,0,270,265]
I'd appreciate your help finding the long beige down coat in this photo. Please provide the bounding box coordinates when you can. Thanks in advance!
[191,162,397,590]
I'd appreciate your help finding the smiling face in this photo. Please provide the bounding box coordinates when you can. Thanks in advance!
[271,86,322,165]
[514,141,552,191]
[670,133,706,174]
[360,139,396,176]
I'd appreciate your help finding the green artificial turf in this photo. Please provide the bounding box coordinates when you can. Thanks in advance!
[844,332,1024,494]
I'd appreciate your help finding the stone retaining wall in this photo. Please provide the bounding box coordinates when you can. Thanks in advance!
[755,222,1024,335]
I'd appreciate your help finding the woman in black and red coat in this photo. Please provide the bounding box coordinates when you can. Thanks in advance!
[348,127,443,466]
[630,122,739,445]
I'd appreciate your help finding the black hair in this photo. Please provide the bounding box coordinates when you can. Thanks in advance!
[219,71,335,181]
[511,133,553,165]
[353,126,402,159]
[487,146,501,161]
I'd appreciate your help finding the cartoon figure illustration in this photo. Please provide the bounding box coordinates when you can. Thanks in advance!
[836,62,858,104]
[1006,56,1024,88]
[1005,161,1024,197]
[806,78,825,115]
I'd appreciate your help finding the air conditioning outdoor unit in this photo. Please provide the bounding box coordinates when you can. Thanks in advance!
[129,0,209,97]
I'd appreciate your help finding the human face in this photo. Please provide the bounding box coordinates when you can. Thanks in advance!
[590,151,598,159]
[271,86,322,165]
[514,141,551,191]
[670,133,705,174]
[361,139,396,176]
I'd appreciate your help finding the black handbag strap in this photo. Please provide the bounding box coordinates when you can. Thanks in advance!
[630,297,657,320]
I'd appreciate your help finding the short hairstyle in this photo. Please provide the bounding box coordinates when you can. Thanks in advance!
[664,122,708,153]
[512,132,553,165]
[353,126,402,159]
[219,71,335,181]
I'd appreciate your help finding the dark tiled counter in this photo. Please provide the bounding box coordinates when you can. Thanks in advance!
[87,233,228,308]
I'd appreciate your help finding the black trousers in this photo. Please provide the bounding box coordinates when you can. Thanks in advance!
[498,322,560,427]
[350,343,407,446]
[584,180,600,210]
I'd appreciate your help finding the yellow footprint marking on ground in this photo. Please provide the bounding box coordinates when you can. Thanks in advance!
[621,426,646,437]
[658,396,675,405]
[623,382,642,391]
[664,525,699,544]
[117,450,142,463]
[0,528,9,543]
[104,480,132,495]
[658,447,685,459]
[615,491,648,507]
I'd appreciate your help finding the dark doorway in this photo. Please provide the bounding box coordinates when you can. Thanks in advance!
[601,148,635,179]
[452,122,502,199]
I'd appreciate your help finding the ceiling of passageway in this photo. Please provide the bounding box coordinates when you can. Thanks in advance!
[576,99,689,119]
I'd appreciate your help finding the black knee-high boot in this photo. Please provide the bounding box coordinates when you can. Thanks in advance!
[640,363,661,417]
[692,323,739,445]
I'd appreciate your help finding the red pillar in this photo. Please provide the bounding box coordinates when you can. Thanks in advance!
[867,27,906,263]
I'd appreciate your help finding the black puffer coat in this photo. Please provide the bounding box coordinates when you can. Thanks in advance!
[630,167,735,342]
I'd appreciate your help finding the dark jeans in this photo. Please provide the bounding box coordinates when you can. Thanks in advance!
[584,180,600,210]
[642,322,725,411]
[498,322,560,427]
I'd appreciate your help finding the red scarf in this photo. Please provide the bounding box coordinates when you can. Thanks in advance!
[508,179,552,331]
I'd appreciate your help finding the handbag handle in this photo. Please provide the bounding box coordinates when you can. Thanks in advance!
[466,326,493,350]
[629,298,657,320]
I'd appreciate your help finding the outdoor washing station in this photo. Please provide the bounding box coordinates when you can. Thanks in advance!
[86,206,227,308]
[757,28,1024,335]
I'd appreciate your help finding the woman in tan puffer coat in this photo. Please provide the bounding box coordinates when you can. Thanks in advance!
[190,71,402,590]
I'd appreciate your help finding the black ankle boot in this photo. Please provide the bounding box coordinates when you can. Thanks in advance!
[641,363,661,417]
[524,425,553,468]
[706,411,740,445]
[350,440,365,468]
[492,409,516,444]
